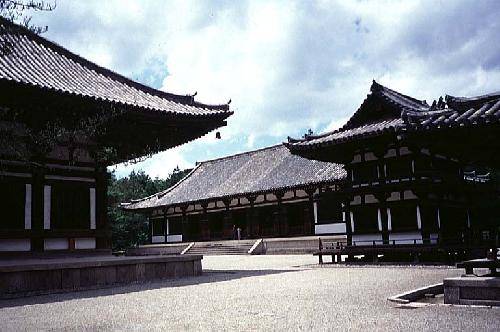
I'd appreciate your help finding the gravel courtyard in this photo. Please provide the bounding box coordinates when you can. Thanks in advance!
[0,255,498,331]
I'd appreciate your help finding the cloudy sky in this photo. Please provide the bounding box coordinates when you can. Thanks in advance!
[29,0,500,178]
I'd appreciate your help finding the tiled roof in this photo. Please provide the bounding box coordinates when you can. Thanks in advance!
[123,144,346,210]
[287,82,500,153]
[0,18,231,117]
[403,96,500,130]
[342,80,429,130]
[287,81,427,150]
[287,118,404,149]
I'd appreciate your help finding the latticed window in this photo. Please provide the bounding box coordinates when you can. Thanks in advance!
[352,206,378,233]
[389,203,417,232]
[169,216,183,235]
[151,218,164,236]
[385,158,412,179]
[317,197,342,223]
[51,183,90,230]
[352,163,378,183]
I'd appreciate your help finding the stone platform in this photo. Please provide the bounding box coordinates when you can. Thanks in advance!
[444,276,500,306]
[0,254,202,298]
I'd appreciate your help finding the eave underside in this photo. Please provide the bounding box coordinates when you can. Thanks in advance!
[0,81,232,165]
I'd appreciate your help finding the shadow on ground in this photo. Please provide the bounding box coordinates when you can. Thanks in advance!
[0,268,299,309]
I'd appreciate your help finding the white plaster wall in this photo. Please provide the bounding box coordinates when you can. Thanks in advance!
[399,146,411,155]
[352,234,383,246]
[403,190,417,199]
[24,184,32,230]
[44,238,68,250]
[0,239,31,251]
[365,194,378,204]
[152,236,166,243]
[384,149,397,158]
[388,232,423,244]
[430,233,439,244]
[167,235,182,243]
[75,237,96,249]
[351,196,362,205]
[365,152,377,161]
[315,223,346,234]
[89,187,96,230]
[43,185,51,230]
[352,154,362,163]
[282,190,294,200]
[387,192,401,202]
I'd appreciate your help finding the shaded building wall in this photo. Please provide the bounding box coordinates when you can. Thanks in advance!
[0,145,110,253]
[148,185,346,243]
[343,143,497,247]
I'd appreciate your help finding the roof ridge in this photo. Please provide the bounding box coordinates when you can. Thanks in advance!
[0,17,229,111]
[371,80,429,107]
[198,144,285,165]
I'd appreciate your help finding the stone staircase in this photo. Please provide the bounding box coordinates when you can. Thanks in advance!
[185,240,257,255]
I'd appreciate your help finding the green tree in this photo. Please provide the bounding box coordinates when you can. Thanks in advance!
[108,167,191,251]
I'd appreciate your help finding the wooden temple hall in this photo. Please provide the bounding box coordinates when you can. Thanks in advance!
[123,145,347,242]
[287,81,500,257]
[0,18,232,253]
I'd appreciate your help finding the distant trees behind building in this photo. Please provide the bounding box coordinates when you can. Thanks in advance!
[108,167,191,251]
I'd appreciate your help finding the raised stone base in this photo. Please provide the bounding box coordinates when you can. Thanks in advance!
[444,276,500,306]
[0,255,202,298]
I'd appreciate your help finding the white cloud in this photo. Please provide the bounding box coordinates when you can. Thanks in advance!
[32,0,500,178]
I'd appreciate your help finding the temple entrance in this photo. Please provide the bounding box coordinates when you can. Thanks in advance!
[207,211,224,240]
[286,202,307,236]
[231,209,248,239]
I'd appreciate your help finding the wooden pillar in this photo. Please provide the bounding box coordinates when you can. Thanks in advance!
[275,191,286,237]
[181,205,188,241]
[163,210,168,243]
[222,199,233,239]
[200,203,209,241]
[246,195,256,238]
[148,216,153,244]
[344,196,353,246]
[375,193,390,244]
[305,188,316,236]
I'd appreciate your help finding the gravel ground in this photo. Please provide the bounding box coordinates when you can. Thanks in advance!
[0,255,498,331]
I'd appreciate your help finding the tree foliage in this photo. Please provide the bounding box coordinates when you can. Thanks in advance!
[108,166,191,251]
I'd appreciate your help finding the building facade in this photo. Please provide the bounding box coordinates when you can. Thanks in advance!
[0,18,232,253]
[287,81,499,257]
[123,145,347,243]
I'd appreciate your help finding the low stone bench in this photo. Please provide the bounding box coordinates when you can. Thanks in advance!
[444,276,500,306]
[0,255,202,298]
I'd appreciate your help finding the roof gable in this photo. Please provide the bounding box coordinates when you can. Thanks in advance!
[343,80,429,129]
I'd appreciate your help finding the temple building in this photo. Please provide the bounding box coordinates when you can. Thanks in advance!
[122,145,346,243]
[0,18,232,253]
[286,81,499,258]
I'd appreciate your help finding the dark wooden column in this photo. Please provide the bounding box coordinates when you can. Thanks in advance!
[275,191,287,237]
[180,205,188,242]
[31,165,45,252]
[163,209,168,243]
[245,195,256,238]
[222,198,233,239]
[375,193,390,244]
[148,215,153,244]
[344,195,353,246]
[200,202,209,241]
[305,188,316,236]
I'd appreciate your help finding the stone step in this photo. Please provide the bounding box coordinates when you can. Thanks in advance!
[185,240,256,255]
